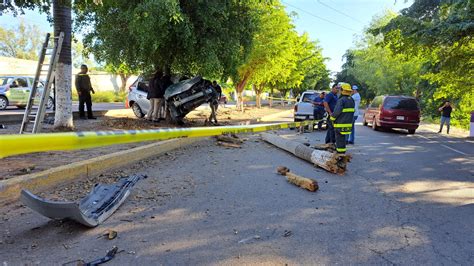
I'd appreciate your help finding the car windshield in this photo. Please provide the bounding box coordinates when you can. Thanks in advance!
[0,77,14,86]
[384,97,419,110]
[301,93,318,102]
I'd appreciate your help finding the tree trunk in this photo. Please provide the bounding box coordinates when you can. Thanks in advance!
[235,71,250,112]
[253,84,263,109]
[269,87,274,107]
[53,0,73,129]
[119,73,131,93]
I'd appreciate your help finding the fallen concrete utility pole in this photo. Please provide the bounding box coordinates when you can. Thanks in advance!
[277,166,319,192]
[261,133,351,174]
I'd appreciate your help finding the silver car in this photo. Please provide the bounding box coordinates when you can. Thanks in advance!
[0,76,54,110]
[126,76,217,124]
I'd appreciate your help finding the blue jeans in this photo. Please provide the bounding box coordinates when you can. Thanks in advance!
[346,116,358,143]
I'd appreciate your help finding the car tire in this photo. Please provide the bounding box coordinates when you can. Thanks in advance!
[0,96,8,110]
[46,97,55,110]
[363,116,368,126]
[132,102,145,118]
[408,129,416,134]
[372,117,379,131]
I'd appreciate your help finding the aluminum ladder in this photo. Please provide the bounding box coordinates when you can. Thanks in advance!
[19,32,64,134]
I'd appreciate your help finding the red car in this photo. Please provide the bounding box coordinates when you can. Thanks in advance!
[363,95,420,134]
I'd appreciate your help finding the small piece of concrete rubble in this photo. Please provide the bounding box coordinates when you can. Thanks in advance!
[277,166,319,192]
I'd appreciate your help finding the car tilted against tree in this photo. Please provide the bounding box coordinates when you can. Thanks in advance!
[127,76,218,125]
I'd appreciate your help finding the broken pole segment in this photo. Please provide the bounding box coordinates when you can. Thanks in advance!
[261,133,351,174]
[277,166,319,192]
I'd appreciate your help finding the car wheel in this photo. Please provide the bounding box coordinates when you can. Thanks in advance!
[132,102,145,118]
[0,96,8,110]
[363,116,368,126]
[372,117,379,131]
[46,97,55,110]
[408,129,416,134]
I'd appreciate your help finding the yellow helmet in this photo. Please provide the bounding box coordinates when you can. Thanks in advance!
[337,82,352,92]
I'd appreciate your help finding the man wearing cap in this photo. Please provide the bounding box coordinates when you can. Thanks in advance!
[331,82,355,154]
[75,64,96,119]
[324,85,339,144]
[347,85,361,144]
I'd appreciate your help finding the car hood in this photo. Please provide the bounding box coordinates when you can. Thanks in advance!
[164,76,202,99]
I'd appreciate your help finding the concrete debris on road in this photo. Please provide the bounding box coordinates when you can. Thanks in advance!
[313,143,336,152]
[216,133,245,148]
[277,166,319,192]
[20,174,145,227]
[261,133,351,174]
[238,235,261,244]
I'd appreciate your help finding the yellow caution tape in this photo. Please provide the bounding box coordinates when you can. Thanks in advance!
[0,120,315,159]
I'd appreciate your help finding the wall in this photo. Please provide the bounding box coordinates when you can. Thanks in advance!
[0,56,137,92]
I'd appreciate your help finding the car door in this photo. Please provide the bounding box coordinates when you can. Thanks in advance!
[365,96,380,123]
[8,77,29,106]
[136,80,150,112]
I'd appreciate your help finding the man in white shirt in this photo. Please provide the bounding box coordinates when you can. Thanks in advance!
[347,85,361,144]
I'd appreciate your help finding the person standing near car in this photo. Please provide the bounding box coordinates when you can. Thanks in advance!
[324,85,339,144]
[146,70,163,122]
[75,64,96,119]
[313,92,326,120]
[209,81,221,125]
[347,85,361,144]
[438,100,453,134]
[331,82,355,154]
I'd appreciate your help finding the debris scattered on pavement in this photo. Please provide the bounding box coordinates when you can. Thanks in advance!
[262,133,351,174]
[216,134,244,144]
[277,166,319,192]
[84,246,119,266]
[20,174,145,227]
[103,229,117,240]
[217,141,242,149]
[238,235,261,244]
[283,230,292,237]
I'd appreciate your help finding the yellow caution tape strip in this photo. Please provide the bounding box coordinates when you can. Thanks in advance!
[0,121,315,159]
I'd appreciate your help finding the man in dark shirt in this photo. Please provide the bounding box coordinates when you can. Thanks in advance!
[313,92,326,120]
[438,100,453,134]
[75,64,95,119]
[324,85,339,143]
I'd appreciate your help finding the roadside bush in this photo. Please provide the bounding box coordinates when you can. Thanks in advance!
[72,91,126,103]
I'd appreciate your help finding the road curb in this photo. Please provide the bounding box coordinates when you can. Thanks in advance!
[0,137,202,205]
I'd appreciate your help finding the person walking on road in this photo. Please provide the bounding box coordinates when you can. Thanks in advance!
[438,100,453,134]
[347,85,361,144]
[146,70,164,122]
[75,64,96,120]
[331,82,355,154]
[324,85,339,144]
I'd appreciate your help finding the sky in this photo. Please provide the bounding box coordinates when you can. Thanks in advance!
[0,0,413,74]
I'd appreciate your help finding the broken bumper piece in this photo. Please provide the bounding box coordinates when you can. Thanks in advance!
[20,174,145,227]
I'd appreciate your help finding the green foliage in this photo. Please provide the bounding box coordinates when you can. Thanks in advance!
[72,90,125,103]
[74,0,258,79]
[0,19,43,60]
[337,4,473,129]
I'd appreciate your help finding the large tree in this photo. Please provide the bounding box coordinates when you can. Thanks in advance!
[75,0,258,79]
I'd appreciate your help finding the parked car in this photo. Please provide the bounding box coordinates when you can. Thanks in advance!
[126,76,217,124]
[0,76,54,110]
[363,95,420,134]
[293,90,327,130]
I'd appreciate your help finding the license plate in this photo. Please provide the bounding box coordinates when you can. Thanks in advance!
[396,116,405,121]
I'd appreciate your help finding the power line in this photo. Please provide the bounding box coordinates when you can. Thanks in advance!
[315,0,364,24]
[282,1,356,32]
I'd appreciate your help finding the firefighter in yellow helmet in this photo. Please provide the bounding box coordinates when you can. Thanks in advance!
[330,82,355,153]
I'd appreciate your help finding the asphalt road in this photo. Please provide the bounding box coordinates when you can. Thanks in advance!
[0,121,473,264]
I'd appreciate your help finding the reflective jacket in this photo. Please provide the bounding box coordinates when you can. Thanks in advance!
[330,95,355,134]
